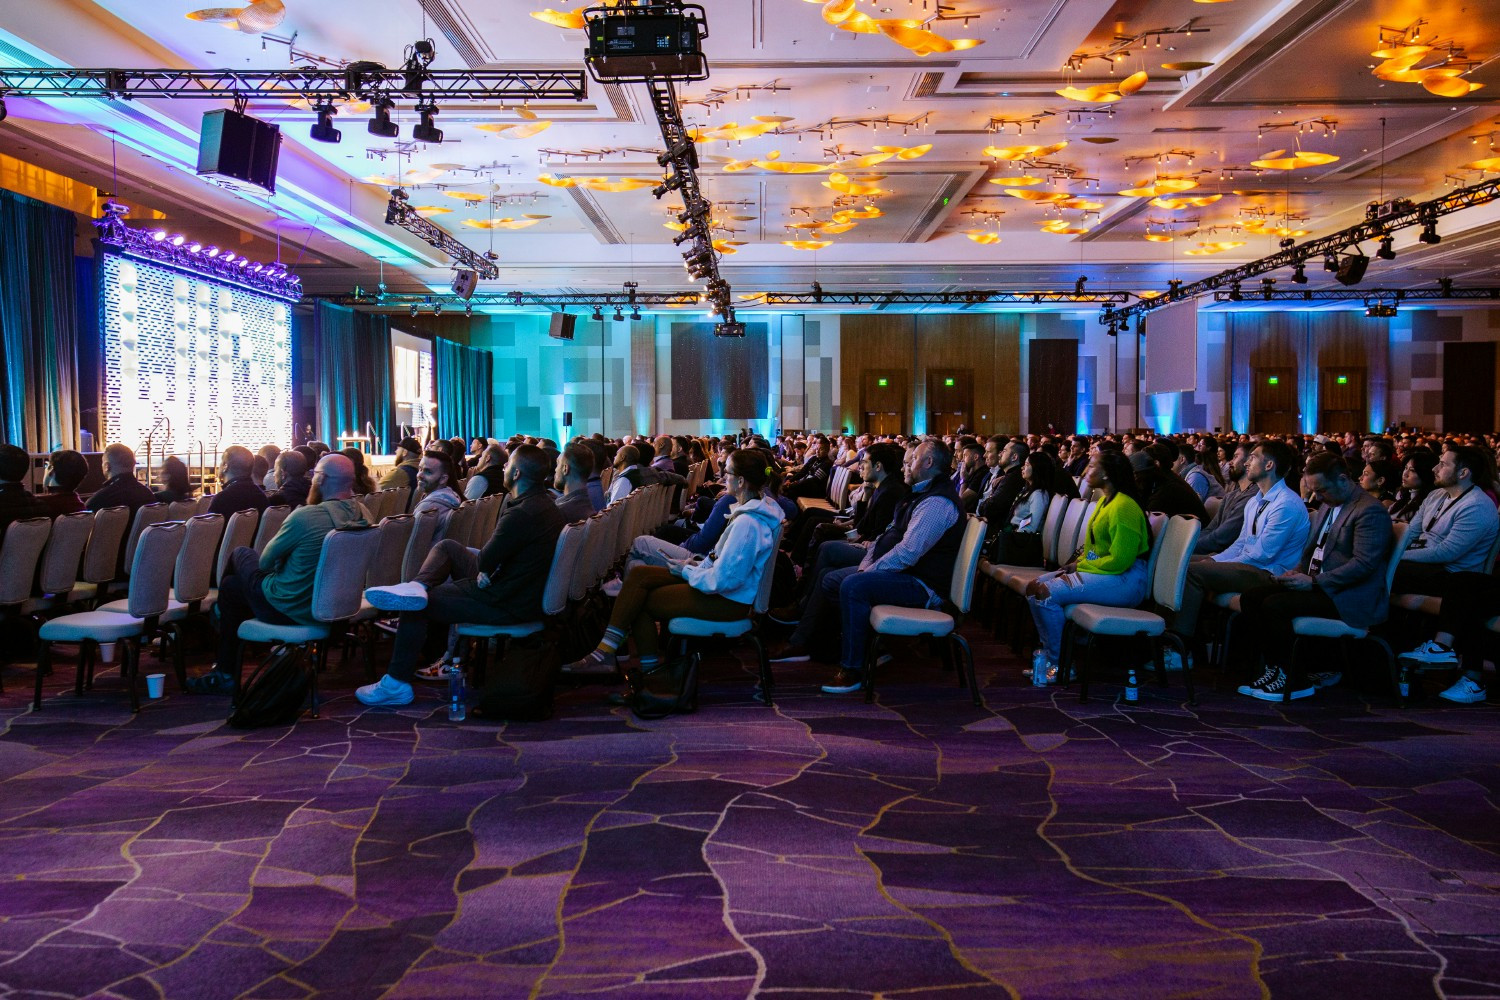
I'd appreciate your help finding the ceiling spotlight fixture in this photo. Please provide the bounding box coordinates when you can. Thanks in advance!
[1376,235,1396,260]
[464,302,473,318]
[1075,275,1088,296]
[1228,281,1243,301]
[1418,220,1441,245]
[629,308,642,321]
[410,302,419,318]
[591,307,604,321]
[368,98,400,139]
[1322,253,1339,272]
[433,301,442,317]
[310,102,341,143]
[1261,278,1276,300]
[1291,262,1307,284]
[412,103,443,144]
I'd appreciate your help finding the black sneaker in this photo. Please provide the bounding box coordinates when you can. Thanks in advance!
[1236,665,1278,697]
[185,669,234,695]
[1246,667,1314,702]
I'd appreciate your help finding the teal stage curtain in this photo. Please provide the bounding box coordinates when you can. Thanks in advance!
[434,337,493,443]
[0,190,80,451]
[311,301,395,453]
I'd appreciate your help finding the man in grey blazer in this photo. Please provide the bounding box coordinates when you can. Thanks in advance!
[1234,451,1395,702]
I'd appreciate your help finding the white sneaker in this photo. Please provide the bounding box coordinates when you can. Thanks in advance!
[1400,640,1458,665]
[356,674,415,706]
[1438,676,1486,704]
[365,581,428,612]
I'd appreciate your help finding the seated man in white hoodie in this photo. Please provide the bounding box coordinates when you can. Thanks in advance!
[1169,440,1311,652]
[562,449,784,677]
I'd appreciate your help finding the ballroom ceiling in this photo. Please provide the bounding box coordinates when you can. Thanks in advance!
[3,0,1500,308]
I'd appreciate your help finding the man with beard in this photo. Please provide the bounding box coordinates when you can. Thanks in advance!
[188,454,367,694]
[411,449,464,540]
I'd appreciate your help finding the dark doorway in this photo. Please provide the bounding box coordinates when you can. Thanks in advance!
[1028,339,1077,435]
[1319,367,1366,435]
[861,369,908,435]
[1443,342,1496,433]
[926,369,973,436]
[1252,366,1299,435]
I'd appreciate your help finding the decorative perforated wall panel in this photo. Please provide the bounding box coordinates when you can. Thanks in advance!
[100,253,293,455]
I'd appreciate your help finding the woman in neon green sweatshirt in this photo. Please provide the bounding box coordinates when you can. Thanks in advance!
[1026,450,1152,682]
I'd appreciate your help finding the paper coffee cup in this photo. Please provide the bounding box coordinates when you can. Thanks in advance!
[145,673,166,699]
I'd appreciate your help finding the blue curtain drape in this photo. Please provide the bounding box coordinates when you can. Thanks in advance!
[312,301,394,453]
[0,190,80,451]
[435,336,493,443]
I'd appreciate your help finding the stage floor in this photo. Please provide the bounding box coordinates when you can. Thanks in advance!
[2,628,1499,998]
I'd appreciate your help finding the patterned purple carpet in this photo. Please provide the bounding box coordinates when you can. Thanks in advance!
[3,627,1500,999]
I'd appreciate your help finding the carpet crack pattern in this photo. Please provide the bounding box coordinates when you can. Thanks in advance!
[3,631,1500,998]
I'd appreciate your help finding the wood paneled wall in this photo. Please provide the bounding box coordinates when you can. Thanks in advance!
[838,313,1020,435]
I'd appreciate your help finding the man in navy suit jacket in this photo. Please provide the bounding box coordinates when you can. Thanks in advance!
[1233,451,1393,703]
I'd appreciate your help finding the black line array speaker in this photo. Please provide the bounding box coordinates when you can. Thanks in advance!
[548,312,577,340]
[197,109,282,195]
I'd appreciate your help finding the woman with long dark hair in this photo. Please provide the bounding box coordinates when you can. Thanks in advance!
[988,449,1062,567]
[153,456,196,502]
[1025,450,1153,683]
[342,448,377,496]
[1389,450,1438,522]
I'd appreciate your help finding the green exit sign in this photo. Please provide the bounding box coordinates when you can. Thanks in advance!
[878,377,888,387]
[1337,375,1349,384]
[1268,376,1280,385]
[945,378,955,386]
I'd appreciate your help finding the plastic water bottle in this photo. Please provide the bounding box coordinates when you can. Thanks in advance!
[1125,668,1139,703]
[448,668,467,722]
[1398,666,1410,701]
[1032,651,1049,688]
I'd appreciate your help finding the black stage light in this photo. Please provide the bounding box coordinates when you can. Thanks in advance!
[1418,221,1441,245]
[1376,235,1396,260]
[1291,263,1307,284]
[310,104,341,143]
[412,104,443,144]
[368,98,399,138]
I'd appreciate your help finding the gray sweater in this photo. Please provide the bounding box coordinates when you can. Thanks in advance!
[1402,486,1500,573]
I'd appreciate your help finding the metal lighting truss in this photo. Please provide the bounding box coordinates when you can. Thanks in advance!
[644,76,736,330]
[1211,284,1500,304]
[329,287,1134,309]
[335,289,705,309]
[384,188,499,279]
[94,203,302,301]
[1105,176,1500,327]
[762,290,1132,306]
[0,66,586,102]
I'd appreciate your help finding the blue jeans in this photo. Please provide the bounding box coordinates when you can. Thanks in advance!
[788,541,866,648]
[837,569,937,672]
[1028,559,1150,663]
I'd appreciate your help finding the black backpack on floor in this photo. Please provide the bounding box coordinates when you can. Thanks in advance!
[228,644,313,729]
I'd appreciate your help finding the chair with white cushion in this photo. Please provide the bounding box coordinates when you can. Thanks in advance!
[109,503,168,595]
[978,493,1067,632]
[455,519,588,687]
[858,515,986,707]
[200,508,259,612]
[253,505,291,554]
[666,521,785,707]
[349,514,415,674]
[18,511,93,618]
[1057,515,1200,704]
[167,499,199,521]
[34,520,186,713]
[230,525,381,716]
[60,506,130,610]
[98,514,224,690]
[1292,521,1413,705]
[401,510,442,582]
[0,517,52,690]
